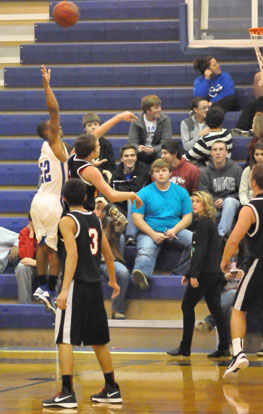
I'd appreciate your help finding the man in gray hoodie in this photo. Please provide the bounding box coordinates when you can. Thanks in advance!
[128,94,172,165]
[199,140,242,236]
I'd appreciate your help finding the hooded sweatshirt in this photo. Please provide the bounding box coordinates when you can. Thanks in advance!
[198,158,242,200]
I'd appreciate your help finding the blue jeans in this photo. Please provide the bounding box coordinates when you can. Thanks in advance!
[217,197,240,236]
[132,229,192,280]
[204,289,236,343]
[100,261,131,314]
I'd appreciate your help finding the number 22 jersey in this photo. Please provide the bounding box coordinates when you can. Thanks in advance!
[38,141,68,197]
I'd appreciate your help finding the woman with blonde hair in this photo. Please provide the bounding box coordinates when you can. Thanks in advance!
[167,191,229,358]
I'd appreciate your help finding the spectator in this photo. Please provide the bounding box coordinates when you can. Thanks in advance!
[198,140,242,237]
[235,72,263,132]
[193,56,240,112]
[161,139,200,195]
[184,106,232,166]
[239,142,263,205]
[95,198,131,320]
[180,97,210,152]
[111,144,150,244]
[0,227,19,273]
[167,191,229,358]
[128,95,172,164]
[15,214,38,304]
[131,159,193,290]
[247,111,263,159]
[82,111,116,183]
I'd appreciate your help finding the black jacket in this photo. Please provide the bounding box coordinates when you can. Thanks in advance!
[111,161,150,215]
[186,216,221,283]
[98,137,116,173]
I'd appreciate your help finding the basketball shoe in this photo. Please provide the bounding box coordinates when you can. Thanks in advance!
[42,389,77,408]
[38,289,57,313]
[90,383,122,403]
[223,352,249,380]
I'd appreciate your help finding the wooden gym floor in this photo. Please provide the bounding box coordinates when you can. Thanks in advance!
[1,349,263,413]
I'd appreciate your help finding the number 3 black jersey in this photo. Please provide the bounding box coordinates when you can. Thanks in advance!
[64,210,102,283]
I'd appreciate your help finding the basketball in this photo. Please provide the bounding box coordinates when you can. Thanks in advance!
[52,1,79,28]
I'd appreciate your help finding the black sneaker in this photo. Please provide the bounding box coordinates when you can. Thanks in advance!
[207,348,231,358]
[42,389,77,408]
[167,347,190,357]
[90,383,122,404]
[133,269,149,290]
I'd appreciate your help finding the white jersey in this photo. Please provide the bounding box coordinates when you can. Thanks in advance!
[37,141,68,197]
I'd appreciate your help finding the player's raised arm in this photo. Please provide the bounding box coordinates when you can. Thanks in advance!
[93,111,138,140]
[41,64,67,162]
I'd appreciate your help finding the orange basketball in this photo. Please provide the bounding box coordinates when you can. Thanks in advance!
[52,1,79,28]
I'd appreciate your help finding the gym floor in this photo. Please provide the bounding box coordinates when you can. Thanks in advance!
[1,349,263,413]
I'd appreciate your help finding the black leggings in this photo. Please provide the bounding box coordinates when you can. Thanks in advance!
[180,277,229,352]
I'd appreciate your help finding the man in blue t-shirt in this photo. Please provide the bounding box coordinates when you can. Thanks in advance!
[131,159,193,290]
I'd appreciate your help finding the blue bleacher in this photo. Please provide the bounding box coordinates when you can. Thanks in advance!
[0,217,28,233]
[0,88,253,112]
[0,137,250,163]
[0,112,242,137]
[4,64,258,88]
[35,21,179,43]
[0,163,39,186]
[49,0,181,20]
[0,273,185,302]
[20,42,256,65]
[0,191,36,213]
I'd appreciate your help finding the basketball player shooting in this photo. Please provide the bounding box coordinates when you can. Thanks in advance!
[30,64,69,313]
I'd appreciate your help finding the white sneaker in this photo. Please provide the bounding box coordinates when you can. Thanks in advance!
[223,384,250,414]
[33,286,46,300]
[223,352,249,381]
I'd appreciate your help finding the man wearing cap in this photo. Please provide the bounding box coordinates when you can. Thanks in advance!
[82,112,116,175]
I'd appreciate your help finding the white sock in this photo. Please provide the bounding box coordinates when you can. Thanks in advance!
[232,338,243,356]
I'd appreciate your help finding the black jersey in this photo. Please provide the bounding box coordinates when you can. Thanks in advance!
[64,210,102,283]
[246,194,263,259]
[68,154,97,211]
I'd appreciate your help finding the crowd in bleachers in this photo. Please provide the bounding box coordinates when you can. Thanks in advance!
[2,54,263,355]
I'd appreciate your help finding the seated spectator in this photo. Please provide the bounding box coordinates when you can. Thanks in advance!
[198,140,242,237]
[111,144,150,244]
[15,214,38,303]
[180,97,210,152]
[239,142,263,205]
[131,159,193,290]
[0,227,19,273]
[184,106,232,167]
[94,198,131,320]
[161,139,200,195]
[128,95,172,164]
[235,72,263,133]
[193,56,240,112]
[82,111,116,182]
[247,111,263,159]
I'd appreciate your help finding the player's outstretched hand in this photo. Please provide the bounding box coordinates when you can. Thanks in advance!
[129,192,143,209]
[41,64,51,87]
[118,111,138,123]
[109,282,120,299]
